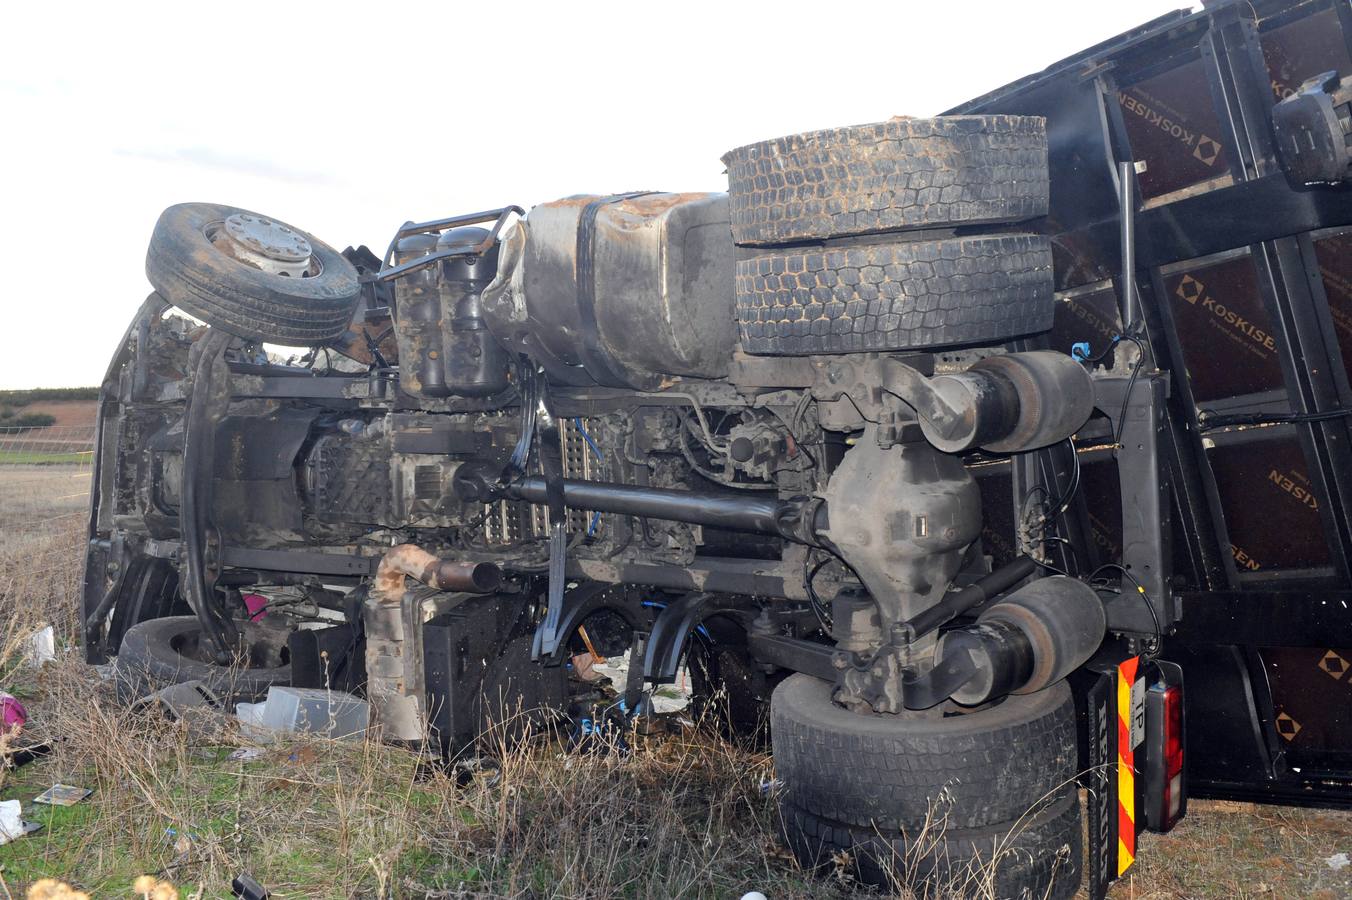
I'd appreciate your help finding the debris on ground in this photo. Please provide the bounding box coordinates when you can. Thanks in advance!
[0,691,27,734]
[1326,851,1350,870]
[230,872,270,899]
[592,650,693,714]
[571,651,606,683]
[227,746,265,762]
[32,784,90,806]
[0,798,24,844]
[131,681,225,741]
[237,686,367,742]
[163,826,199,854]
[23,626,55,666]
[131,680,223,718]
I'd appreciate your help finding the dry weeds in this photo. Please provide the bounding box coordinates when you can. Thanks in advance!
[4,459,1352,898]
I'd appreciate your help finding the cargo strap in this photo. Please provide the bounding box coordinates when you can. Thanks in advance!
[575,192,655,388]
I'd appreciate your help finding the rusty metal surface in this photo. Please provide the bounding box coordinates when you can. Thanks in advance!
[492,192,737,389]
[371,543,500,604]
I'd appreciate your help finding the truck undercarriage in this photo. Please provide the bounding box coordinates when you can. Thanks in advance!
[80,1,1352,896]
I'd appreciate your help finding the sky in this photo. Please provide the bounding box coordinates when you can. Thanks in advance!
[0,0,1191,389]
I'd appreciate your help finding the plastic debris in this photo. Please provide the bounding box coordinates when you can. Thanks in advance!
[235,700,267,738]
[0,691,28,734]
[592,650,693,714]
[1326,852,1349,870]
[230,872,270,900]
[131,680,223,720]
[164,827,198,855]
[24,625,56,665]
[34,784,91,806]
[241,593,269,622]
[740,893,769,900]
[0,799,24,844]
[227,746,266,761]
[235,686,367,742]
[759,779,784,796]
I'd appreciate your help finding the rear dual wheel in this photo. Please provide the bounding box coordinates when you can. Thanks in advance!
[770,674,1082,897]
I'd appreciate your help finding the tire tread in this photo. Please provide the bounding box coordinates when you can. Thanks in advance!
[723,116,1048,245]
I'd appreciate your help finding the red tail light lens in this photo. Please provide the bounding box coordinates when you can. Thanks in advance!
[1145,679,1186,832]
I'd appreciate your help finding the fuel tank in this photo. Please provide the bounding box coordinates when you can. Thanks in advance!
[482,192,736,390]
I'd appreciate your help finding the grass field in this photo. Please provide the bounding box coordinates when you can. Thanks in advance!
[0,451,94,466]
[3,463,1352,898]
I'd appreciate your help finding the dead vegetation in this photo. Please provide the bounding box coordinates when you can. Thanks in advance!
[4,462,1352,898]
[0,464,831,898]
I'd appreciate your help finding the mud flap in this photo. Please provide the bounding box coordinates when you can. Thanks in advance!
[1082,665,1120,900]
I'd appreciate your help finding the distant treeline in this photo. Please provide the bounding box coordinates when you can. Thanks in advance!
[0,387,100,406]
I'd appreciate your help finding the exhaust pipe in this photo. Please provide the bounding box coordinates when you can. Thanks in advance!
[366,545,502,742]
[372,544,501,604]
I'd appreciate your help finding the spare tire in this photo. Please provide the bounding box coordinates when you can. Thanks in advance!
[114,615,290,704]
[736,234,1053,355]
[146,202,361,345]
[722,116,1048,245]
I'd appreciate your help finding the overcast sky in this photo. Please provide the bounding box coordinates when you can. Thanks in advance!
[0,0,1190,389]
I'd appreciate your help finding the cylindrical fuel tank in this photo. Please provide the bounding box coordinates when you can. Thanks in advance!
[483,192,736,390]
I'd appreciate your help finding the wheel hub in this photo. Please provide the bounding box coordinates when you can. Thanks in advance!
[216,213,314,277]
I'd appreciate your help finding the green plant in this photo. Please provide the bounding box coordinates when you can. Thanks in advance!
[8,412,55,428]
[0,387,99,405]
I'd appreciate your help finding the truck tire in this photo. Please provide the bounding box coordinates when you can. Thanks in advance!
[771,674,1076,831]
[146,202,361,345]
[114,616,290,704]
[780,788,1082,898]
[736,234,1053,355]
[723,116,1048,246]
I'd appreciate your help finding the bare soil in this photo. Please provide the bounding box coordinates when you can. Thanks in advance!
[11,402,98,430]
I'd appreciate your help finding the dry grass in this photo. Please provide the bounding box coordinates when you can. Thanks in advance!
[0,462,837,897]
[1123,798,1352,899]
[4,461,1352,898]
[5,655,848,898]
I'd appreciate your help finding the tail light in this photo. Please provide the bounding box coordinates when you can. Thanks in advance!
[1143,666,1186,832]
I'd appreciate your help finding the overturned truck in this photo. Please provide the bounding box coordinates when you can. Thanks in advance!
[82,1,1352,896]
